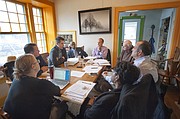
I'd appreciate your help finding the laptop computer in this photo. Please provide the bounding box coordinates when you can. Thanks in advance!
[51,68,71,89]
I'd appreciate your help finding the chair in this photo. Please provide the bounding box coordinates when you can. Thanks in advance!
[41,53,49,64]
[106,49,111,64]
[155,47,180,69]
[158,60,180,85]
[0,76,9,108]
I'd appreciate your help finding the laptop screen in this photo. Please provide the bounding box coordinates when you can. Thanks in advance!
[53,68,71,81]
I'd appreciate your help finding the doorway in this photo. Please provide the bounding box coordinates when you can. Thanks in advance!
[118,16,145,55]
[113,2,180,66]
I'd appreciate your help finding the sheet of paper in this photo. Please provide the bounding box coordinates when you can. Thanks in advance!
[71,70,85,78]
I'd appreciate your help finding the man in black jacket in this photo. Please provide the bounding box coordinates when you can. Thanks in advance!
[48,36,67,67]
[24,43,48,77]
[78,62,140,119]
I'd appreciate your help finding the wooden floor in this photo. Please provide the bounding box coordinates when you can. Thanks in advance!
[165,86,180,119]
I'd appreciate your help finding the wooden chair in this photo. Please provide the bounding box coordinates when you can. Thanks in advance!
[158,60,180,85]
[0,76,10,119]
[40,53,49,64]
[153,47,180,69]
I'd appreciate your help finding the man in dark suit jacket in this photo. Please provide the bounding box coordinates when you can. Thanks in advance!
[48,36,67,67]
[77,62,140,119]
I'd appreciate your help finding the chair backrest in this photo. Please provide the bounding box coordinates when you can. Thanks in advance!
[106,49,111,64]
[167,60,180,76]
[0,76,9,108]
[173,47,180,61]
[40,53,49,64]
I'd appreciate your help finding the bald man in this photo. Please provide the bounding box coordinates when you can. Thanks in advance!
[117,40,134,63]
[92,38,108,59]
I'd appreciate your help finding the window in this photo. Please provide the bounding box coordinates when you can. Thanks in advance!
[32,7,47,53]
[0,0,55,66]
[0,1,29,65]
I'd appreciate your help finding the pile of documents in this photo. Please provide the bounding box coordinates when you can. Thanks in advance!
[93,59,111,66]
[61,80,96,104]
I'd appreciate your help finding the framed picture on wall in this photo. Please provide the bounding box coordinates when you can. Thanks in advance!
[57,31,77,47]
[78,7,112,34]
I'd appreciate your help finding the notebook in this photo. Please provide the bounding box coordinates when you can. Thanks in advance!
[51,68,71,89]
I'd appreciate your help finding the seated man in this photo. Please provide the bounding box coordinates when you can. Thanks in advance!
[92,38,108,59]
[117,40,134,63]
[131,40,158,83]
[3,54,68,119]
[49,36,67,67]
[68,42,88,58]
[77,62,140,119]
[24,43,48,77]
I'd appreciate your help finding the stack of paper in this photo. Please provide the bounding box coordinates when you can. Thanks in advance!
[82,65,102,73]
[93,59,111,66]
[61,80,96,104]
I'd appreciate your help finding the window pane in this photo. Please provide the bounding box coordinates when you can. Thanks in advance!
[16,4,24,14]
[0,11,9,22]
[33,8,37,15]
[0,34,30,66]
[34,16,38,24]
[18,14,26,23]
[11,23,20,32]
[37,9,41,16]
[20,23,27,32]
[39,25,43,32]
[9,13,18,23]
[36,33,41,40]
[37,40,42,47]
[35,24,39,31]
[6,1,16,13]
[0,1,7,11]
[0,23,11,32]
[38,17,42,23]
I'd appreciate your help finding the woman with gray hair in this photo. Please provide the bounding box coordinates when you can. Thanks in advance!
[3,54,68,119]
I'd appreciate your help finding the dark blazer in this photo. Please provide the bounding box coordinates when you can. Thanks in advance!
[36,55,48,77]
[84,88,121,119]
[48,45,67,67]
[3,61,15,81]
[111,74,158,119]
[3,76,60,119]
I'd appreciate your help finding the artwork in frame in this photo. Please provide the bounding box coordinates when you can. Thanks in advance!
[57,31,77,47]
[78,7,112,34]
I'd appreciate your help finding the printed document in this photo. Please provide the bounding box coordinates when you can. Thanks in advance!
[61,80,96,104]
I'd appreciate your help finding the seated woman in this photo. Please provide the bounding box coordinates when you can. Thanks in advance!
[3,54,68,119]
[68,42,88,58]
[77,61,140,119]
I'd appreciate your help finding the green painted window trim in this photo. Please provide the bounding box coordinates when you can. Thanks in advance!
[118,16,145,56]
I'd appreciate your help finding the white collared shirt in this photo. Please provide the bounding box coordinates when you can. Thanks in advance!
[134,56,158,83]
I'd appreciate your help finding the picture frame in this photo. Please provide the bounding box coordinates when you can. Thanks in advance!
[57,31,77,47]
[78,7,112,34]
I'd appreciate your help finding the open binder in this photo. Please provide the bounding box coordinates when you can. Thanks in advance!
[61,80,96,104]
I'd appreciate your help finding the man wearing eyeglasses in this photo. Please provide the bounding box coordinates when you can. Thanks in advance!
[24,43,48,77]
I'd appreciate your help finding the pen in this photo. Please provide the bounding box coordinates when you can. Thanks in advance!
[82,81,92,85]
[91,67,98,69]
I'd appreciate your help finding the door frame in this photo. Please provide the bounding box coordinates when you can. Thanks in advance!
[118,16,145,55]
[112,1,180,66]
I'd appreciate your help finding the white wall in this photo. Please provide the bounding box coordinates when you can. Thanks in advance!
[54,0,179,56]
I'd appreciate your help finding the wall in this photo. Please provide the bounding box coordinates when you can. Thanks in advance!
[54,0,179,56]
